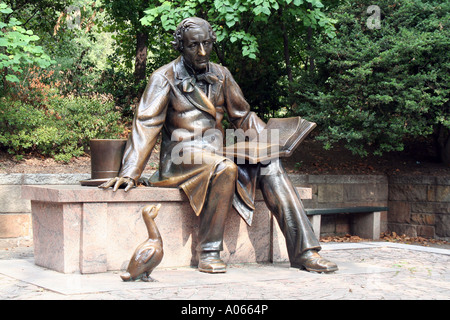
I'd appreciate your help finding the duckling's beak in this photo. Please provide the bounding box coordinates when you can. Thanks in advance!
[154,203,162,214]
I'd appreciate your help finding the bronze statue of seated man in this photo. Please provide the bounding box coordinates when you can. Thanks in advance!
[100,17,337,274]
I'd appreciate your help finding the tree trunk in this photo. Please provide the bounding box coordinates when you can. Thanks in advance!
[282,23,293,85]
[279,8,294,114]
[134,31,148,86]
[2,67,8,94]
[306,26,315,74]
[437,125,450,165]
[306,2,315,75]
[279,9,293,85]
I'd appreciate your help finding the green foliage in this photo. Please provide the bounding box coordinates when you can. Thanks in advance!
[3,0,446,165]
[293,0,450,158]
[0,95,123,162]
[99,0,167,114]
[141,0,335,60]
[138,0,335,119]
[45,1,115,97]
[0,2,55,84]
[99,1,135,70]
[0,1,125,162]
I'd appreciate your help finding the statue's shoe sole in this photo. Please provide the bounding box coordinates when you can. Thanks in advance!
[198,261,227,273]
[292,257,339,273]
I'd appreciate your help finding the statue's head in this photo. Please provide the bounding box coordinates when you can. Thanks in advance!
[173,17,216,72]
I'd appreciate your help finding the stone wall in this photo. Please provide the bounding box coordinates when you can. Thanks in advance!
[0,173,89,248]
[388,176,450,241]
[289,175,389,236]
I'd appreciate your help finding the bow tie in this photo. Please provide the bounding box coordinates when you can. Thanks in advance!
[196,72,219,84]
[181,72,219,93]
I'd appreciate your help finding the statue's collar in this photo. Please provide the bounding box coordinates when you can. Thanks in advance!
[172,56,217,118]
[174,56,219,92]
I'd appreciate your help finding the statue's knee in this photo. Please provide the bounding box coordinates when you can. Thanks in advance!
[261,158,284,176]
[215,159,238,178]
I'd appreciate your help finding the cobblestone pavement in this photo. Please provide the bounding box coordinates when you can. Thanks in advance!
[0,242,449,301]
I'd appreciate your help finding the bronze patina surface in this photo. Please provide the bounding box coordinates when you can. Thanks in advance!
[121,204,163,282]
[90,139,127,180]
[100,17,337,274]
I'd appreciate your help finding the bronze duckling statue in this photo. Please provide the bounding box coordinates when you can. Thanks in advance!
[121,204,163,282]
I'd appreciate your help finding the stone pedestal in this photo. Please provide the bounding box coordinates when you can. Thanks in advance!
[22,185,311,274]
[351,211,381,240]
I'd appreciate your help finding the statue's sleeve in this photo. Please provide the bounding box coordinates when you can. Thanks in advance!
[222,67,266,133]
[119,73,170,182]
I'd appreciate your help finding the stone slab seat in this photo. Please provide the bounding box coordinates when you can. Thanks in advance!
[22,185,312,274]
[305,206,388,240]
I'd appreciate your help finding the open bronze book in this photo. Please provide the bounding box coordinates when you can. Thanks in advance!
[224,117,316,164]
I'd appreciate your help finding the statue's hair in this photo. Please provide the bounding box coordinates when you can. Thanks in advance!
[172,17,216,52]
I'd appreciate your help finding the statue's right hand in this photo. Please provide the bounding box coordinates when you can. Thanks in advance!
[98,177,135,192]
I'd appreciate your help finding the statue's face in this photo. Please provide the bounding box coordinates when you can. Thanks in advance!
[182,25,213,73]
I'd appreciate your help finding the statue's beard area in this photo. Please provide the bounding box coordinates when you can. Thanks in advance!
[183,56,209,75]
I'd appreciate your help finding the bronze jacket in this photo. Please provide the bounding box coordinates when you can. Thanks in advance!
[119,56,266,225]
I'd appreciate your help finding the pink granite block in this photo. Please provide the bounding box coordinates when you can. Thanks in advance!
[80,202,108,273]
[31,201,63,272]
[23,185,311,203]
[221,203,271,265]
[23,185,312,273]
[106,201,197,270]
[22,185,187,203]
[106,201,271,270]
[271,216,289,263]
[106,203,148,270]
[151,202,200,268]
[31,201,82,273]
[271,215,321,263]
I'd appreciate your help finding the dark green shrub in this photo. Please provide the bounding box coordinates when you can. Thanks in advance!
[0,95,123,162]
[293,0,449,161]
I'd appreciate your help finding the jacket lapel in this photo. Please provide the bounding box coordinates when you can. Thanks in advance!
[207,63,223,107]
[174,57,222,119]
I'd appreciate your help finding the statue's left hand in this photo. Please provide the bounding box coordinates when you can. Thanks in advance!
[98,177,135,192]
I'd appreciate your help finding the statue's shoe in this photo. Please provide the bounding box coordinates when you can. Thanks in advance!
[293,250,338,273]
[198,251,227,273]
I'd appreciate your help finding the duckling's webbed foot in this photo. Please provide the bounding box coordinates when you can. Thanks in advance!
[141,272,157,282]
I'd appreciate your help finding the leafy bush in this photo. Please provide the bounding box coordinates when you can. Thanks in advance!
[0,95,123,162]
[293,0,449,161]
[0,2,54,85]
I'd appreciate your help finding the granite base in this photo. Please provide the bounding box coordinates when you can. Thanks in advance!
[22,185,311,273]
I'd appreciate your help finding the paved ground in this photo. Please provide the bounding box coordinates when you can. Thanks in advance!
[0,242,448,304]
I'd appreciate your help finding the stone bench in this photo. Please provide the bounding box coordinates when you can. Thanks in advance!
[305,206,388,240]
[22,185,311,274]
